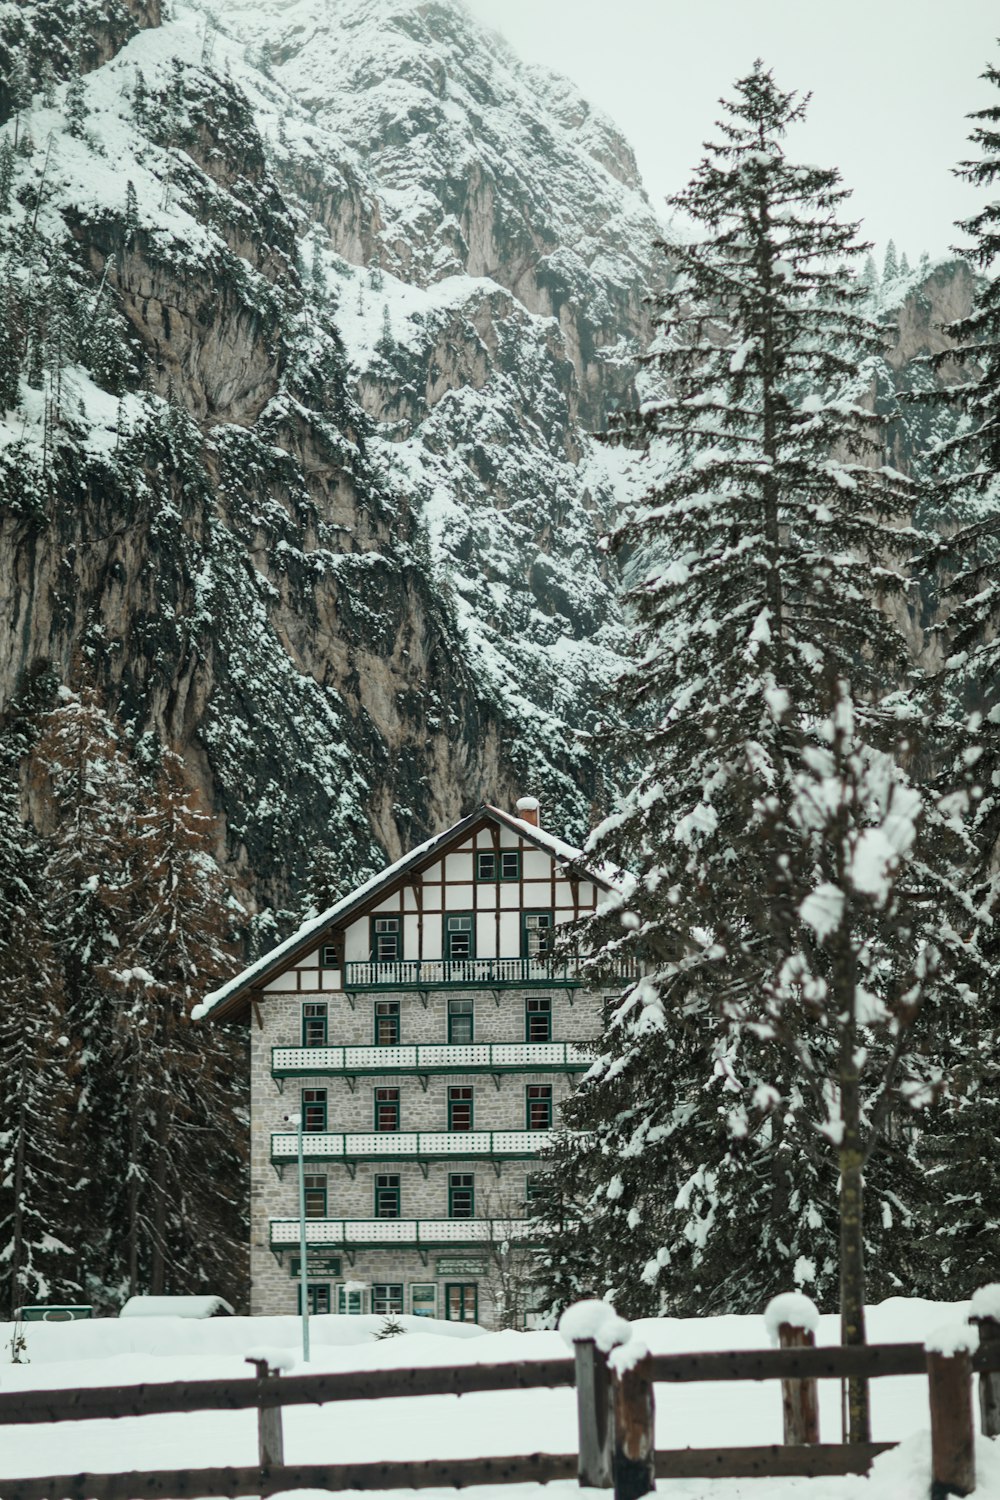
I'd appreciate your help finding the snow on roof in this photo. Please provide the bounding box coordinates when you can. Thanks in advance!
[195,805,614,1020]
[120,1296,234,1319]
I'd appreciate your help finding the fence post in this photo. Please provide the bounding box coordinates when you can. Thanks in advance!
[245,1356,285,1469]
[573,1338,613,1488]
[778,1321,820,1446]
[763,1293,820,1448]
[610,1349,656,1500]
[926,1329,976,1499]
[969,1286,1000,1438]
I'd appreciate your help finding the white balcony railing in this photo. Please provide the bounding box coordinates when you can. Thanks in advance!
[343,957,638,990]
[270,1129,555,1162]
[269,1218,538,1247]
[271,1041,592,1077]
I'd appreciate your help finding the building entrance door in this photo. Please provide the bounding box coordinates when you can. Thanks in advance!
[444,1283,478,1322]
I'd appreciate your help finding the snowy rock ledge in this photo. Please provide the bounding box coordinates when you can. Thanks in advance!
[763,1292,820,1346]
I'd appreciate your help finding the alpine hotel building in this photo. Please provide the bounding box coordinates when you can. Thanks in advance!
[199,799,625,1326]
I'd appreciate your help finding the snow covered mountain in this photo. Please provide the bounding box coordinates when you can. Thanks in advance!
[0,0,973,934]
[0,0,656,929]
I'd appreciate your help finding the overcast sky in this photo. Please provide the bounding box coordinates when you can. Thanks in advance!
[464,0,998,264]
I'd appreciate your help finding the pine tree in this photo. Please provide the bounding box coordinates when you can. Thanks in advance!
[30,678,141,1303]
[65,72,87,141]
[538,63,978,1443]
[115,752,247,1302]
[0,765,79,1314]
[0,139,14,218]
[882,238,899,281]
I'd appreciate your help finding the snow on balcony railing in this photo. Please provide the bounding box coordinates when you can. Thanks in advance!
[268,1218,538,1246]
[270,1041,591,1077]
[342,956,638,989]
[269,1129,556,1161]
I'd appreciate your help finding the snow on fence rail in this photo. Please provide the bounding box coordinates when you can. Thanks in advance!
[3,1291,1000,1500]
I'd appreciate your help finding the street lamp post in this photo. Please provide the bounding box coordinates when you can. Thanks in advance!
[288,1111,310,1363]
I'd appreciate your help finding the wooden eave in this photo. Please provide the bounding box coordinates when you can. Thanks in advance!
[202,804,611,1023]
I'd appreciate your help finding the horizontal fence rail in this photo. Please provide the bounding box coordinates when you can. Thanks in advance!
[0,1358,578,1427]
[0,1455,580,1500]
[270,1129,556,1162]
[271,1041,592,1077]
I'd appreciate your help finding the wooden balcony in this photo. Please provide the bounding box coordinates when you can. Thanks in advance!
[270,1128,555,1164]
[269,1217,537,1247]
[343,956,637,991]
[271,1041,592,1079]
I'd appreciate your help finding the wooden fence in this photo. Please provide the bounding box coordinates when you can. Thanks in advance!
[1,1305,999,1500]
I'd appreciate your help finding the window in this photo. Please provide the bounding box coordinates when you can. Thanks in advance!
[374,1086,400,1132]
[372,1283,404,1316]
[298,1283,331,1315]
[476,850,520,881]
[336,1284,366,1315]
[375,1173,400,1218]
[525,1173,548,1206]
[444,913,475,961]
[445,1284,478,1322]
[411,1283,438,1318]
[304,1174,327,1218]
[522,911,553,959]
[374,1000,400,1046]
[302,1088,327,1132]
[525,995,552,1044]
[448,1086,473,1132]
[320,942,339,969]
[526,1085,552,1130]
[448,997,474,1045]
[449,1172,475,1218]
[302,1002,328,1047]
[372,916,401,962]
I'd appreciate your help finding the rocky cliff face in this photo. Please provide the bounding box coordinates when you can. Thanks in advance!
[0,0,654,936]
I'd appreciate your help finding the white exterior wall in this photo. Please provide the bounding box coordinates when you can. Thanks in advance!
[248,821,607,1327]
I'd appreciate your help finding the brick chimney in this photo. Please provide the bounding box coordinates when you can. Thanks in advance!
[515,796,540,827]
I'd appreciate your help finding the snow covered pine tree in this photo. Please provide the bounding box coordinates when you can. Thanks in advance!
[913,51,1000,1295]
[537,63,980,1443]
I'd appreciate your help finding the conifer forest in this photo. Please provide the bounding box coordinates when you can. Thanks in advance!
[1,0,1000,1371]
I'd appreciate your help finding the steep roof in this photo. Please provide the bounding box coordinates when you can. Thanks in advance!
[195,803,613,1022]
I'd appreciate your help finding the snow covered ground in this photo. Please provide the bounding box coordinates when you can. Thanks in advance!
[2,1299,999,1498]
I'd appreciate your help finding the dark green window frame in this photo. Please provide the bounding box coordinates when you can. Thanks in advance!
[372,1283,404,1315]
[374,1086,400,1131]
[374,1000,400,1046]
[374,1173,401,1219]
[448,1086,473,1131]
[302,1002,328,1047]
[304,1174,327,1218]
[444,912,475,961]
[448,1172,475,1218]
[297,1283,331,1315]
[526,1084,552,1130]
[448,997,474,1044]
[525,994,552,1043]
[445,1283,479,1322]
[476,850,520,881]
[521,910,554,959]
[320,942,340,968]
[301,1088,327,1132]
[371,915,401,962]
